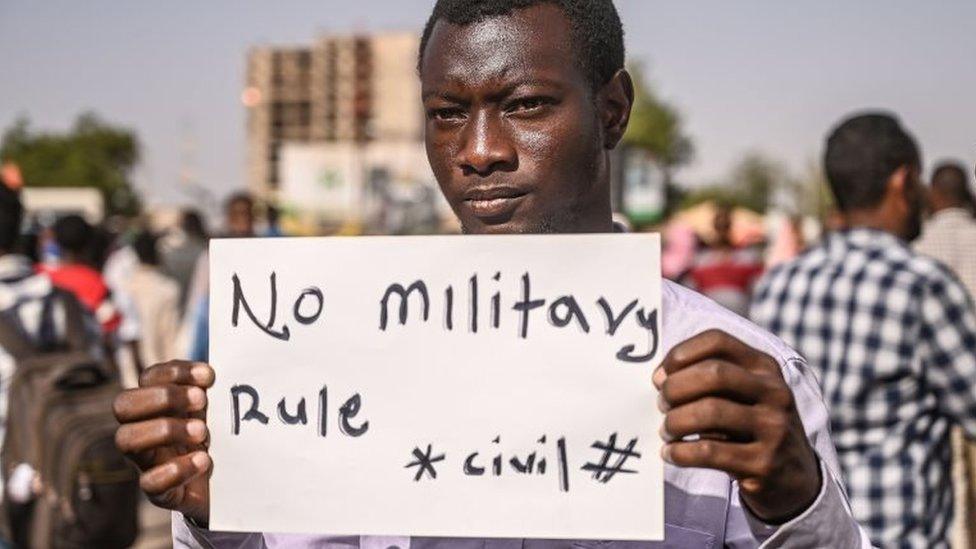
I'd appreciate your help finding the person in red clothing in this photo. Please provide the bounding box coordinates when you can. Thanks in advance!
[37,215,122,335]
[688,203,765,317]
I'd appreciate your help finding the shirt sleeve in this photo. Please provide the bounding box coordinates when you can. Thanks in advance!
[736,460,872,548]
[724,356,873,548]
[172,513,266,549]
[919,270,976,438]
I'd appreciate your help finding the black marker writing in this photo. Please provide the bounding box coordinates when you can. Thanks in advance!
[581,433,641,483]
[229,383,368,438]
[491,272,501,329]
[615,308,660,363]
[318,386,328,437]
[292,287,324,325]
[469,274,478,333]
[276,398,307,425]
[548,296,591,333]
[464,452,486,476]
[380,281,430,330]
[597,297,638,336]
[338,393,369,437]
[512,273,545,339]
[405,444,445,481]
[231,384,270,435]
[444,286,454,331]
[231,273,290,341]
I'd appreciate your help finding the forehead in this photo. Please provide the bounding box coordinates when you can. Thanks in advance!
[420,4,585,93]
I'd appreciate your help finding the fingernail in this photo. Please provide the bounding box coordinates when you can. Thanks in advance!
[659,423,672,443]
[657,393,670,413]
[191,364,213,384]
[661,445,673,463]
[187,387,206,410]
[191,452,210,471]
[187,420,207,440]
[652,366,666,389]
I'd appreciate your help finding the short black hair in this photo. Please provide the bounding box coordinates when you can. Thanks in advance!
[931,161,974,207]
[824,112,921,212]
[419,0,625,90]
[0,184,23,252]
[181,209,208,240]
[224,191,254,213]
[53,214,94,255]
[132,230,160,266]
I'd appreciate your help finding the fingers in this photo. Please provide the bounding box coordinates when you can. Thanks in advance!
[116,418,209,460]
[140,451,211,506]
[660,359,768,408]
[663,439,766,481]
[662,330,776,376]
[114,384,208,423]
[140,361,215,389]
[662,397,755,442]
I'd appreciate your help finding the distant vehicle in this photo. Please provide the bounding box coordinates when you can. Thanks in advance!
[21,187,104,226]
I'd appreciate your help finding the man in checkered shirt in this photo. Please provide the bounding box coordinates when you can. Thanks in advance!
[752,112,976,547]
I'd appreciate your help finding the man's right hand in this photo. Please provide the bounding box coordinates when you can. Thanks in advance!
[113,361,214,525]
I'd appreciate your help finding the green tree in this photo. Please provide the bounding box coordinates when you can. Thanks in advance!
[623,65,694,168]
[621,65,694,220]
[790,160,835,221]
[0,112,142,215]
[728,153,788,213]
[682,152,789,214]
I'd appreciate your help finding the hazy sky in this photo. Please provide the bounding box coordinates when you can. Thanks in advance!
[2,1,974,207]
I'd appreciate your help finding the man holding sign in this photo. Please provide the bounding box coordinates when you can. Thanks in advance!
[113,0,870,546]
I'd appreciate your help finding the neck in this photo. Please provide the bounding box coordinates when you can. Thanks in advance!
[931,203,966,215]
[840,209,903,238]
[573,213,615,234]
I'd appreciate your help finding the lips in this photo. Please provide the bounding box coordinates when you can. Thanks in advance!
[462,186,529,222]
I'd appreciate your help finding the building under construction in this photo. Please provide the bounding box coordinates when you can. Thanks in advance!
[244,32,424,204]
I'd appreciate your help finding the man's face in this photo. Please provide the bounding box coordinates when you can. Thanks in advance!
[226,200,254,237]
[420,5,613,234]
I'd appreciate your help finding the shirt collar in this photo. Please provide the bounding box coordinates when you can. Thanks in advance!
[828,226,905,253]
[930,207,973,222]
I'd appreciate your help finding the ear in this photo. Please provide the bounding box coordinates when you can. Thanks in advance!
[599,69,635,150]
[887,165,910,209]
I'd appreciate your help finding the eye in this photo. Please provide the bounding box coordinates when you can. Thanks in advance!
[507,97,552,114]
[428,107,466,123]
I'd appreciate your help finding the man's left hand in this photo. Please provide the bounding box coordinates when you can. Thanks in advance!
[654,329,821,524]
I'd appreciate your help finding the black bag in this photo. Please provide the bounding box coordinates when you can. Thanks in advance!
[0,290,139,548]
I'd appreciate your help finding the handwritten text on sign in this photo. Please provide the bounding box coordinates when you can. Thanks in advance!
[208,234,664,540]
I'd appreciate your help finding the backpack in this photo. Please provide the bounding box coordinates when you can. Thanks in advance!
[0,289,139,548]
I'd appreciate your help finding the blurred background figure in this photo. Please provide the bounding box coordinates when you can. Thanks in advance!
[660,222,698,283]
[182,192,257,363]
[127,231,180,369]
[224,192,256,238]
[263,204,284,237]
[753,112,976,547]
[162,209,209,314]
[765,214,807,268]
[915,160,976,549]
[38,214,122,337]
[0,163,23,192]
[686,203,764,317]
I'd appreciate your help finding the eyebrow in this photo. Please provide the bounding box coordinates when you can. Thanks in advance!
[422,78,564,103]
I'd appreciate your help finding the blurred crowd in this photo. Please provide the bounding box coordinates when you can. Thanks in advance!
[2,110,976,548]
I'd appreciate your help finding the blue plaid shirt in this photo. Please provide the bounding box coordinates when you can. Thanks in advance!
[751,227,976,548]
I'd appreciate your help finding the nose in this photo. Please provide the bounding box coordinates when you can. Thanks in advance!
[457,110,517,176]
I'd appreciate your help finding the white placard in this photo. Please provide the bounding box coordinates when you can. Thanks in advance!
[208,234,664,540]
